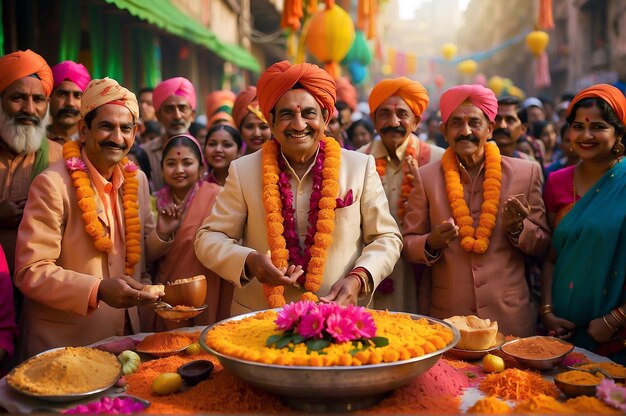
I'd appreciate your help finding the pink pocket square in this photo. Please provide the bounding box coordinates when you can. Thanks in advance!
[336,189,354,208]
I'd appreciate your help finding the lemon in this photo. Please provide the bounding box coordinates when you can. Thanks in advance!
[186,342,202,355]
[483,353,505,373]
[152,373,182,395]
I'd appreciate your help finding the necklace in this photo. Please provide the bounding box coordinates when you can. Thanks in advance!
[375,139,416,226]
[441,142,502,254]
[261,137,341,308]
[63,141,141,275]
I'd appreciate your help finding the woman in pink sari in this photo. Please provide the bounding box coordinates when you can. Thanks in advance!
[149,134,233,331]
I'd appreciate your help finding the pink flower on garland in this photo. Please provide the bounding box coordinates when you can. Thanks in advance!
[275,301,312,331]
[297,309,325,339]
[66,157,86,172]
[124,160,139,172]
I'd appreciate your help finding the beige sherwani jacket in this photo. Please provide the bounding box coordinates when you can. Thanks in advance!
[403,155,550,336]
[195,146,403,315]
[14,160,169,360]
[359,136,444,313]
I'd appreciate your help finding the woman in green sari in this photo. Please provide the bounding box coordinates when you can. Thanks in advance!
[541,84,626,363]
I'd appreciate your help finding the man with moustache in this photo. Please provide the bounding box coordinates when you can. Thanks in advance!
[402,84,550,337]
[360,77,443,313]
[0,50,63,275]
[14,78,175,359]
[142,77,196,191]
[493,96,536,161]
[47,61,91,145]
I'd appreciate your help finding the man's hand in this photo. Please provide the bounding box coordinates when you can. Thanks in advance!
[245,252,303,286]
[0,199,25,228]
[319,275,360,306]
[426,219,459,251]
[98,275,160,308]
[501,196,529,234]
[156,203,183,240]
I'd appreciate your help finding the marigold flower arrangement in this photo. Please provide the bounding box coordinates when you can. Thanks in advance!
[63,141,141,275]
[441,141,501,254]
[204,302,455,367]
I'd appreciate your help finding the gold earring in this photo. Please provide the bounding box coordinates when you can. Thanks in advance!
[612,140,625,156]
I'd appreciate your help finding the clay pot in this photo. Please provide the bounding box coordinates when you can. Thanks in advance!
[162,275,207,307]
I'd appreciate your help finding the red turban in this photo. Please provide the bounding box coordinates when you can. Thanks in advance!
[232,86,266,128]
[153,77,196,111]
[567,84,626,125]
[369,77,429,117]
[336,77,358,111]
[440,84,497,123]
[257,60,336,123]
[0,50,53,97]
[52,60,91,92]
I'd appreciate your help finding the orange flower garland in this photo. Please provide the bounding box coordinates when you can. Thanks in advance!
[261,137,341,307]
[441,141,502,254]
[375,140,416,225]
[63,141,141,275]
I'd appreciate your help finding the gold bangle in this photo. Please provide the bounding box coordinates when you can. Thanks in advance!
[610,310,626,327]
[602,315,618,332]
[539,304,553,316]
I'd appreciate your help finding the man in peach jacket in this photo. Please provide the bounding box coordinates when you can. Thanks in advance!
[14,78,176,360]
[402,85,550,337]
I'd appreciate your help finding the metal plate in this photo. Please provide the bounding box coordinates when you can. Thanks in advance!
[446,332,506,361]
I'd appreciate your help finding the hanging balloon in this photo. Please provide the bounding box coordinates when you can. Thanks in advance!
[305,4,356,79]
[502,78,513,91]
[488,76,504,96]
[434,74,445,89]
[348,62,368,84]
[342,30,372,66]
[441,43,458,61]
[380,63,392,75]
[526,30,550,56]
[457,59,478,76]
[474,73,487,86]
[508,85,526,100]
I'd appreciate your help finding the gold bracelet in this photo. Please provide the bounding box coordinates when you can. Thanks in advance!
[539,304,554,316]
[602,315,618,332]
[610,309,626,327]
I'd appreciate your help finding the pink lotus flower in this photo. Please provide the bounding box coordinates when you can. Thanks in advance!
[325,312,357,343]
[275,301,312,331]
[124,160,139,172]
[345,305,377,339]
[66,157,86,172]
[297,309,325,338]
[597,379,626,411]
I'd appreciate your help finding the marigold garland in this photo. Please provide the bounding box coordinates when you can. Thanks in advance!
[63,141,141,275]
[441,142,502,254]
[261,137,340,307]
[375,139,416,226]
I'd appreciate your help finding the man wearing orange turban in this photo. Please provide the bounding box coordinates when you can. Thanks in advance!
[205,90,236,128]
[232,86,270,154]
[15,77,172,360]
[0,50,63,276]
[402,84,551,337]
[361,77,444,313]
[196,61,402,314]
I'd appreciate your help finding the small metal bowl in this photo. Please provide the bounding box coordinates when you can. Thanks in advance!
[554,372,599,398]
[177,360,215,385]
[572,362,626,383]
[154,304,208,321]
[500,336,574,371]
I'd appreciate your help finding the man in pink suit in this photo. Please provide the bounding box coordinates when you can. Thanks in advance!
[402,85,551,337]
[14,78,176,360]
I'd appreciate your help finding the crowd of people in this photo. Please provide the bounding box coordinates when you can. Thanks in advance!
[0,48,624,372]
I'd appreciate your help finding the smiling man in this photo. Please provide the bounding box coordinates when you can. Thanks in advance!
[195,60,402,314]
[402,84,551,337]
[361,77,444,313]
[14,78,175,360]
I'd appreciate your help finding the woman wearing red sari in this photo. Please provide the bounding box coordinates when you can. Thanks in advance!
[148,134,233,331]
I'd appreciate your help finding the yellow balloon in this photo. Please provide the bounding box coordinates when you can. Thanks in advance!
[381,64,392,75]
[457,59,478,76]
[306,5,355,65]
[488,76,504,96]
[441,43,458,61]
[526,31,549,56]
[503,78,513,90]
[508,86,526,100]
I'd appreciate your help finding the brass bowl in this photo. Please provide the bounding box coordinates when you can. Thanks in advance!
[500,336,574,371]
[162,275,207,307]
[554,372,599,398]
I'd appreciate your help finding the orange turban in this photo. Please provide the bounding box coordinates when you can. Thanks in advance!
[0,50,53,97]
[336,77,358,111]
[80,78,139,120]
[567,84,626,125]
[232,86,266,128]
[440,84,497,123]
[257,60,336,123]
[369,77,429,117]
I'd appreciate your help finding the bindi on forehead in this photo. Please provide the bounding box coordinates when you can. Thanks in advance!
[585,117,590,122]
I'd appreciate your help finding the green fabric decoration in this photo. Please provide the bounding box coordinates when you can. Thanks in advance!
[105,14,123,81]
[31,137,49,182]
[59,0,81,61]
[88,4,105,78]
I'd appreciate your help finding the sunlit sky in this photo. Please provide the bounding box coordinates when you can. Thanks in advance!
[398,0,470,19]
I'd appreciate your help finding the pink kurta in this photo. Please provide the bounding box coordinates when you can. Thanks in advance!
[403,155,551,337]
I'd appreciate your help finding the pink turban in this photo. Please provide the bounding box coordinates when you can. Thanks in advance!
[51,60,91,92]
[369,77,429,117]
[153,77,196,111]
[232,86,266,128]
[257,60,336,123]
[80,78,139,120]
[440,84,497,123]
[0,49,53,97]
[566,84,626,125]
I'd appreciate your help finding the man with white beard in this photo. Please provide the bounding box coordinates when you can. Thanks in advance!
[0,50,63,275]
